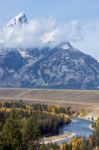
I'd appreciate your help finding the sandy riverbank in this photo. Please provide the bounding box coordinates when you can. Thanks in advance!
[43,133,75,144]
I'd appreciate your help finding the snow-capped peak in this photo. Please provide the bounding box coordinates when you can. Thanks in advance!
[59,42,73,50]
[7,12,28,27]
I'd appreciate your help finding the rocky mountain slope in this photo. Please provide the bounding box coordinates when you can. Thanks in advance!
[0,42,99,89]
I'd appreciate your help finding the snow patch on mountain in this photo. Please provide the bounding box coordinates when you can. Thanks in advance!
[97,59,99,62]
[18,49,30,58]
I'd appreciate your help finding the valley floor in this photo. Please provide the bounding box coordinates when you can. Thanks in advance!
[0,88,99,119]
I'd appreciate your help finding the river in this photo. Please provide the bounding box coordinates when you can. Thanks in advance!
[44,118,94,144]
[58,118,94,144]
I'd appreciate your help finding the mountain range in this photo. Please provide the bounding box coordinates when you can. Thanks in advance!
[0,13,99,89]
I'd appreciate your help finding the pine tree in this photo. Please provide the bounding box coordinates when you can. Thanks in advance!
[0,110,22,150]
[22,117,41,150]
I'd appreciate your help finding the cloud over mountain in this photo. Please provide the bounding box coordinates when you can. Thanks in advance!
[0,13,99,51]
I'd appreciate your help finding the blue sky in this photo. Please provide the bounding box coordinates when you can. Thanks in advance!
[0,0,99,59]
[0,0,99,23]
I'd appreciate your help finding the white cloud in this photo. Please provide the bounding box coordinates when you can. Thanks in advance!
[71,20,99,58]
[0,17,99,57]
[67,20,83,41]
[0,19,64,48]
